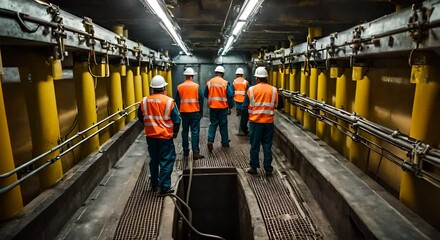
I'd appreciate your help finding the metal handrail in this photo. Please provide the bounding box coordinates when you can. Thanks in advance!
[0,102,139,194]
[279,89,440,188]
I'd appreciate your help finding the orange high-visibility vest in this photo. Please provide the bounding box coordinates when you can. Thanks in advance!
[247,82,278,123]
[207,76,228,109]
[177,80,200,113]
[233,77,248,103]
[140,94,175,139]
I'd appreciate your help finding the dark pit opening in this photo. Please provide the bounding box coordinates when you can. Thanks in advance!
[173,168,255,240]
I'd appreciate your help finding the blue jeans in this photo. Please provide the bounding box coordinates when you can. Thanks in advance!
[235,101,244,111]
[181,112,201,155]
[146,137,176,191]
[240,109,249,134]
[208,108,229,145]
[249,122,274,172]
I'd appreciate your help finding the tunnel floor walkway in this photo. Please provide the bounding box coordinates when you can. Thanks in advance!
[57,115,332,240]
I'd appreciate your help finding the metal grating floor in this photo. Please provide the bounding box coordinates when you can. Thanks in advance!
[114,116,322,239]
[113,162,163,240]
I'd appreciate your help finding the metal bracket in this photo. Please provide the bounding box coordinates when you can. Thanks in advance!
[48,4,66,61]
[408,3,432,44]
[82,16,95,47]
[327,32,338,58]
[351,25,364,54]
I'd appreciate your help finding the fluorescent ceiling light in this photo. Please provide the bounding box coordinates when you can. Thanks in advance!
[239,0,259,21]
[142,0,190,55]
[232,22,246,36]
[221,36,235,55]
[219,0,264,55]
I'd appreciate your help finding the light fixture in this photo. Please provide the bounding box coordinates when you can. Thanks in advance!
[220,0,264,55]
[141,0,190,55]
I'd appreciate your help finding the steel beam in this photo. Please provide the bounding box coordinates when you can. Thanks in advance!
[0,0,169,65]
[264,0,440,65]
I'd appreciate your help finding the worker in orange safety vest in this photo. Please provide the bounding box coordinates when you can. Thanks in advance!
[204,65,234,152]
[242,67,283,177]
[174,67,204,161]
[233,67,250,136]
[137,75,181,195]
[233,67,249,116]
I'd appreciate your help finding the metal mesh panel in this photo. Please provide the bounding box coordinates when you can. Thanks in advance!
[115,117,322,239]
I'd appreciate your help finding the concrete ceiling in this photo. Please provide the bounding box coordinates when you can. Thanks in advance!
[51,0,412,57]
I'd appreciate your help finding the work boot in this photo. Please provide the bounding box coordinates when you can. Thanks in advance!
[207,142,213,152]
[150,185,159,191]
[265,171,273,177]
[235,132,247,136]
[159,187,174,196]
[247,168,258,175]
[193,153,205,160]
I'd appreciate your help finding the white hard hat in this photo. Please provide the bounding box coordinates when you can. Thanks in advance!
[254,67,268,78]
[235,68,244,75]
[214,66,225,73]
[150,75,168,88]
[183,67,195,76]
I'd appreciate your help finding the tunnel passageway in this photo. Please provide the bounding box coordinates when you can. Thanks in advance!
[56,116,332,240]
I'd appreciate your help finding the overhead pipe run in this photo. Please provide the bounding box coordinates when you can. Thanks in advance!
[0,0,171,66]
[278,89,440,189]
[263,1,440,66]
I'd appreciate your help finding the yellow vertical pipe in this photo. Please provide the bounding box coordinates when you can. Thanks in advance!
[331,71,348,155]
[154,68,158,76]
[141,67,150,96]
[109,66,124,134]
[98,65,111,145]
[303,68,318,133]
[20,56,63,189]
[400,67,440,229]
[272,69,278,88]
[349,75,370,166]
[124,68,135,123]
[133,66,143,102]
[285,68,291,115]
[0,72,23,220]
[316,71,327,139]
[279,68,286,111]
[157,69,162,79]
[148,67,153,87]
[296,67,308,123]
[308,27,323,43]
[166,68,173,98]
[268,69,273,85]
[289,68,296,117]
[73,62,100,159]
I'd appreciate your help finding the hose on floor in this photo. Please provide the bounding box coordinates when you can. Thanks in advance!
[165,194,226,240]
[186,155,193,204]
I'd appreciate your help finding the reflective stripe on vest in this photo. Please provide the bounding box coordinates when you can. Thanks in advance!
[233,78,248,102]
[207,77,228,109]
[177,80,200,113]
[140,94,174,139]
[248,83,277,123]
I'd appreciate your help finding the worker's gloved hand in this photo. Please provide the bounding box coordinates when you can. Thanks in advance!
[227,108,231,115]
[172,132,178,139]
